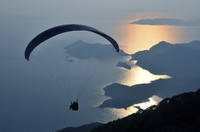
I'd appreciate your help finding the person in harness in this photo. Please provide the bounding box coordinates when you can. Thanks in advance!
[69,99,79,111]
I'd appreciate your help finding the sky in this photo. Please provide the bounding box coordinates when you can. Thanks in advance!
[1,0,200,132]
[1,0,200,22]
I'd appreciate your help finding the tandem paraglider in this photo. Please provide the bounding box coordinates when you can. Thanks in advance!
[69,99,79,111]
[24,24,120,111]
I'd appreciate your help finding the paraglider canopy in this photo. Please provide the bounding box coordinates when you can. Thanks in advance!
[24,24,120,60]
[24,24,120,112]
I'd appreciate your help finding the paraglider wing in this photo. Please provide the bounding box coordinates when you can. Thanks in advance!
[25,24,119,60]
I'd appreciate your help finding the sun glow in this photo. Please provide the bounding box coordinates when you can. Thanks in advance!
[118,21,183,54]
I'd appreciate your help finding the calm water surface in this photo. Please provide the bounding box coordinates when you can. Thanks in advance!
[46,20,200,128]
[110,20,200,117]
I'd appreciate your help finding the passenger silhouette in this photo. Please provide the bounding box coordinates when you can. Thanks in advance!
[69,99,79,111]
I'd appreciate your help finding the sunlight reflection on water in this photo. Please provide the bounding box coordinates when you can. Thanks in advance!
[109,63,170,118]
[109,20,184,118]
[117,20,184,54]
[119,63,171,87]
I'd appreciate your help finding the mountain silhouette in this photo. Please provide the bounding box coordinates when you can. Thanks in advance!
[56,122,102,132]
[92,89,200,132]
[100,41,200,109]
[116,61,132,70]
[65,40,129,61]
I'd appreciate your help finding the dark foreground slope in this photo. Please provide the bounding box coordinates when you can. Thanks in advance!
[56,122,102,132]
[92,89,200,132]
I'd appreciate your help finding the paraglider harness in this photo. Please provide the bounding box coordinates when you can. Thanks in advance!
[69,99,79,111]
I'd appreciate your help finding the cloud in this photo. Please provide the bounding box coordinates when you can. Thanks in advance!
[65,40,129,61]
[116,61,132,70]
[99,40,200,109]
[131,18,200,26]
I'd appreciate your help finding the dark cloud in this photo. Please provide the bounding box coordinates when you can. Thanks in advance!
[131,18,200,26]
[64,40,129,61]
[116,61,132,70]
[99,41,200,109]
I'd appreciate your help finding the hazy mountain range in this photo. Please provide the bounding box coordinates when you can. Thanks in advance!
[131,18,200,26]
[99,40,200,109]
